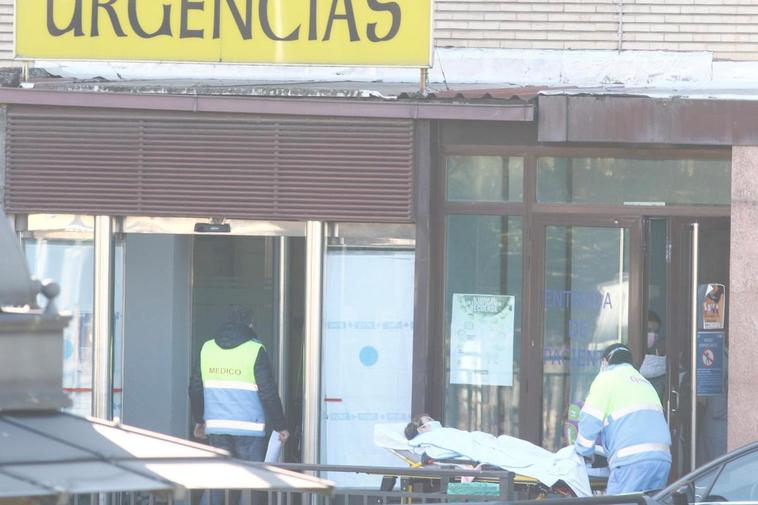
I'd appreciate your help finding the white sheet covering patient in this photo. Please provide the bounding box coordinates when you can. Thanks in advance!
[374,416,592,497]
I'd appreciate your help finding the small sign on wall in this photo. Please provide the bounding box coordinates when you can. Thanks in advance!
[701,283,726,330]
[696,331,725,397]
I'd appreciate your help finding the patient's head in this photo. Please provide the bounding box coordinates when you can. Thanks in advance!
[404,414,441,440]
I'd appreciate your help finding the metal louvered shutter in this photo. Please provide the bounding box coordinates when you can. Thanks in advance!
[5,106,415,222]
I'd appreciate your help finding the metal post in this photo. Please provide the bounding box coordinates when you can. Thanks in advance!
[93,215,114,419]
[277,237,289,405]
[618,228,625,342]
[617,0,624,52]
[303,221,324,466]
[690,222,699,471]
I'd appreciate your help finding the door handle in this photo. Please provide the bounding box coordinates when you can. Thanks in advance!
[670,389,680,414]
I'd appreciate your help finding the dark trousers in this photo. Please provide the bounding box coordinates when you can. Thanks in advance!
[206,434,267,505]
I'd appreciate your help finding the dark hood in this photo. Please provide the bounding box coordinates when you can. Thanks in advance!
[214,321,257,349]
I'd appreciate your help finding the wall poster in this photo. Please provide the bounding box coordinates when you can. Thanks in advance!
[702,283,726,330]
[449,293,515,387]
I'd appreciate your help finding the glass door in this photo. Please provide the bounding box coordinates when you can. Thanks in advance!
[21,216,125,420]
[118,230,306,453]
[666,217,730,477]
[442,214,524,437]
[320,224,415,485]
[532,216,643,450]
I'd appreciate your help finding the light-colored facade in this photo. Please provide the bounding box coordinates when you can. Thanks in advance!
[2,0,758,486]
[436,0,758,58]
[7,0,758,84]
[7,0,758,60]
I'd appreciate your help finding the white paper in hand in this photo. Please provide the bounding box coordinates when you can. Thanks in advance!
[265,431,282,462]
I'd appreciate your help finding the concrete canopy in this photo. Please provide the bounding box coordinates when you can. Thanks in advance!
[0,412,332,498]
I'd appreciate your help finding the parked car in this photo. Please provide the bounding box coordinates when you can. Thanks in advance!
[654,442,758,504]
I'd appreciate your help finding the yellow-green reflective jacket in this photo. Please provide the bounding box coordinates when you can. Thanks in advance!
[201,339,265,436]
[576,363,671,468]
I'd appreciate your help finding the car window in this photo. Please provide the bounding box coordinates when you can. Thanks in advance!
[656,466,720,505]
[706,449,758,502]
[691,466,721,503]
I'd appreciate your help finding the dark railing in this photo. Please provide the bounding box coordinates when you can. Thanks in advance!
[454,497,659,505]
[59,491,659,505]
[55,464,644,505]
[272,463,519,504]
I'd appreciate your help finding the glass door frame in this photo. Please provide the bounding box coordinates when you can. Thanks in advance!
[120,215,308,406]
[666,216,731,477]
[430,144,731,448]
[429,145,530,439]
[524,213,646,445]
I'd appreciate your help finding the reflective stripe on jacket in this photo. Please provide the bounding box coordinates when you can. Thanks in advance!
[575,363,671,468]
[201,339,266,437]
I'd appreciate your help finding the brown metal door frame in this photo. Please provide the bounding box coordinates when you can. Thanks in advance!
[665,216,692,478]
[525,213,645,446]
[428,144,728,448]
[427,148,529,429]
[665,216,731,478]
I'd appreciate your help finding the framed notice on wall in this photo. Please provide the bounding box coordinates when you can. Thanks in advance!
[449,293,515,387]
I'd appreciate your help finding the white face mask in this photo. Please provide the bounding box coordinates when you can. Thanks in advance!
[418,420,442,433]
[600,360,608,372]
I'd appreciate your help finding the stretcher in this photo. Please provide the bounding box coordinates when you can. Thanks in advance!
[374,424,609,500]
[386,447,610,499]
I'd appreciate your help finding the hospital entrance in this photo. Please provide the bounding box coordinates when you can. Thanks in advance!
[119,231,307,462]
[21,215,416,472]
[434,151,731,481]
[117,222,416,476]
[532,215,729,479]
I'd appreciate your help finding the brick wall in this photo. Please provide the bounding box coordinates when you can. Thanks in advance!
[435,0,620,50]
[622,1,758,60]
[434,0,758,60]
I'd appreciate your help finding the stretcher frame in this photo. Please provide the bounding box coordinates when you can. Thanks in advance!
[385,447,609,500]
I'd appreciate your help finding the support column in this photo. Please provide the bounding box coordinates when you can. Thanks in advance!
[277,236,289,403]
[728,147,758,450]
[303,221,324,464]
[0,105,6,210]
[412,120,432,416]
[93,216,114,419]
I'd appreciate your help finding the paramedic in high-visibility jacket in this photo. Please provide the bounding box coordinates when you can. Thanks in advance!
[575,343,671,495]
[189,305,288,504]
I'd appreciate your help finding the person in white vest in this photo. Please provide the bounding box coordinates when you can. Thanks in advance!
[189,305,289,505]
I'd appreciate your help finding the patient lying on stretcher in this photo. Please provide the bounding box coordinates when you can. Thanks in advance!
[390,414,594,497]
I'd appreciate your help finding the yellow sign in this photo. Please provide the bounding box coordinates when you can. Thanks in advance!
[17,0,432,66]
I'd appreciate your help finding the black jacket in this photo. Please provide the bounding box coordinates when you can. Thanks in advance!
[188,321,287,432]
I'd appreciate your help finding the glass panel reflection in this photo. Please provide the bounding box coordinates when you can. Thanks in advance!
[444,215,523,436]
[24,239,94,417]
[113,242,124,420]
[321,247,415,486]
[537,157,730,206]
[447,156,524,202]
[542,225,630,451]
